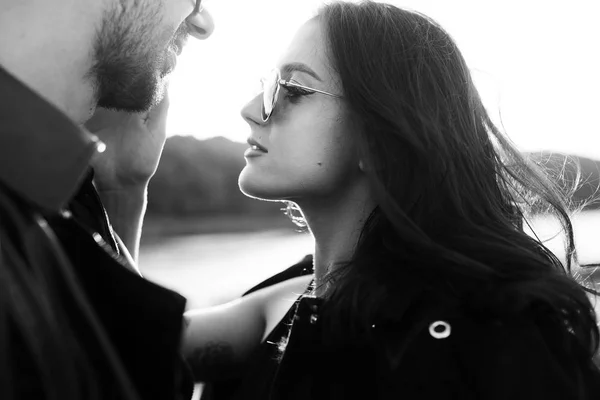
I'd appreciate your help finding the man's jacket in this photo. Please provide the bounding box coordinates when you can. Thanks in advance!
[0,65,193,400]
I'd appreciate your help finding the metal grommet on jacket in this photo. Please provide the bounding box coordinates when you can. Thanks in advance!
[429,320,451,339]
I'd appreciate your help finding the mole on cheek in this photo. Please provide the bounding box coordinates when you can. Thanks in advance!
[317,162,323,166]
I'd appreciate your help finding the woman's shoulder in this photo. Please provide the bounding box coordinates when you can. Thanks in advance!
[374,296,600,399]
[374,282,580,361]
[242,254,313,296]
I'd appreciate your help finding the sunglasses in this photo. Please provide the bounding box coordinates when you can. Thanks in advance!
[260,68,342,122]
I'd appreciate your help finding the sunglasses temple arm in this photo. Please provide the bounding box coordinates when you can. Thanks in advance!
[283,81,342,98]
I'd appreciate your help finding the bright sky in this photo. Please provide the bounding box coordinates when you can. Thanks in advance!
[166,0,600,159]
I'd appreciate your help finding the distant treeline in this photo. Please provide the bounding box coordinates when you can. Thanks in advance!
[147,135,600,216]
[148,135,282,216]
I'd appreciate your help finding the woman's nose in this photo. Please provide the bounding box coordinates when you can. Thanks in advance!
[186,3,214,40]
[241,94,264,127]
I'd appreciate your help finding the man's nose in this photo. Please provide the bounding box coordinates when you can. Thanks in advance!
[186,4,214,40]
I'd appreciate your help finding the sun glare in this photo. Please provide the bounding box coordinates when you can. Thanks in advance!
[166,0,600,159]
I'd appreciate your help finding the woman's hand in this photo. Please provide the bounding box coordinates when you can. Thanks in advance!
[85,92,170,192]
[83,91,170,262]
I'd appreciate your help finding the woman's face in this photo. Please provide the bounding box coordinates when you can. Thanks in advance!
[239,19,362,205]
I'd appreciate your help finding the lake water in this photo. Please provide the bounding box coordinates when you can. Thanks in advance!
[140,210,600,310]
[140,229,314,308]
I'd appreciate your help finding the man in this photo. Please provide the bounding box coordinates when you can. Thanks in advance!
[0,1,213,399]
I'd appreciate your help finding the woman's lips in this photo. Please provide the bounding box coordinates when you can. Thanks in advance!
[244,147,267,158]
[247,138,269,153]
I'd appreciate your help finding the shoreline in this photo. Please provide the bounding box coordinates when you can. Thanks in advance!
[141,213,301,246]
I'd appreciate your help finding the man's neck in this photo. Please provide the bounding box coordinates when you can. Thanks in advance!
[0,60,96,125]
[0,4,98,124]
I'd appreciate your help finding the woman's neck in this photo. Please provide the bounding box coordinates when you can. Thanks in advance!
[299,183,375,296]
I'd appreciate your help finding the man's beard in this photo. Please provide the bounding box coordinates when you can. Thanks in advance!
[89,3,180,113]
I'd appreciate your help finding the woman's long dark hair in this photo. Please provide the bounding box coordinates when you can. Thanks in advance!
[307,0,598,367]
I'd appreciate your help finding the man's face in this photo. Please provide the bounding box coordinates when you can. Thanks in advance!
[91,0,205,112]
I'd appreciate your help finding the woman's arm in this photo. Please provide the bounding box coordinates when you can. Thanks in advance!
[182,275,312,381]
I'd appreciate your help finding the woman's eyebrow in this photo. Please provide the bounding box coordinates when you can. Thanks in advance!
[281,62,323,82]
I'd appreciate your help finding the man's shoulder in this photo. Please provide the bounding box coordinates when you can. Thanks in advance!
[43,195,193,400]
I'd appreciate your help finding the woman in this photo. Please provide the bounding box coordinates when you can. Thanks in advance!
[186,1,600,398]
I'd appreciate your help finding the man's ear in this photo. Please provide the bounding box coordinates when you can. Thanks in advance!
[186,5,214,40]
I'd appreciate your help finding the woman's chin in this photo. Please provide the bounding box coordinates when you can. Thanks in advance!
[238,179,274,201]
[238,170,301,201]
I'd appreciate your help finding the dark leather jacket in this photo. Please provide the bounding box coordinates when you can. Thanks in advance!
[266,294,600,400]
[205,256,600,400]
[0,65,193,400]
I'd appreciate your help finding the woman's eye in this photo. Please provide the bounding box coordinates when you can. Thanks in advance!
[283,85,313,101]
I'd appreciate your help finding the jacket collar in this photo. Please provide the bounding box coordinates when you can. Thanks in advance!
[0,65,102,212]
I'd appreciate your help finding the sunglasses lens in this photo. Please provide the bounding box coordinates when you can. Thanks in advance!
[261,69,279,121]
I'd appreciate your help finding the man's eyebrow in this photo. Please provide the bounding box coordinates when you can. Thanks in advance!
[281,62,323,82]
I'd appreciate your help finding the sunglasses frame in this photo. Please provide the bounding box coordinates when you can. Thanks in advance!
[261,68,342,122]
